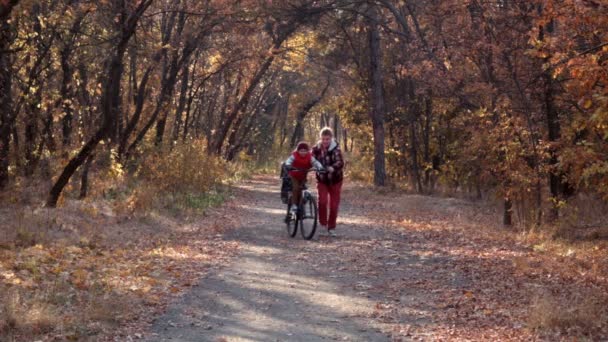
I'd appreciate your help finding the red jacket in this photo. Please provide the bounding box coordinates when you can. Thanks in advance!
[288,151,313,181]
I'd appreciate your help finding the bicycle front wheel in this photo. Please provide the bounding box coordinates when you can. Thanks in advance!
[299,193,317,240]
[286,202,297,238]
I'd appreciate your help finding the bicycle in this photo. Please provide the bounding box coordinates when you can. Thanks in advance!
[283,168,324,240]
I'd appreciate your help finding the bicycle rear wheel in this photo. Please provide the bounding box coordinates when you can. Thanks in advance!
[285,200,297,238]
[299,193,318,240]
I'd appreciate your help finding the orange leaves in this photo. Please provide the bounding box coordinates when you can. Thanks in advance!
[579,97,594,110]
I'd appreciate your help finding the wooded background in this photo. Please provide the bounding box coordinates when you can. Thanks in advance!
[0,0,606,226]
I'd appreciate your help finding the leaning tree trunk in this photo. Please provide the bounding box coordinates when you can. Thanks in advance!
[213,55,276,155]
[289,82,329,148]
[47,0,152,207]
[118,65,153,158]
[213,15,311,156]
[368,5,387,186]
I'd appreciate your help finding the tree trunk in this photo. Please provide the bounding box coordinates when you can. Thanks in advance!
[118,65,153,158]
[214,55,276,155]
[60,9,87,147]
[171,62,190,144]
[423,92,432,191]
[0,1,20,22]
[182,69,203,142]
[79,154,94,199]
[24,4,44,176]
[0,17,15,188]
[47,0,152,207]
[409,117,422,193]
[24,91,40,176]
[290,83,329,147]
[226,80,275,160]
[213,17,306,156]
[333,113,340,142]
[47,129,105,206]
[154,13,198,146]
[544,69,563,222]
[368,5,387,186]
[503,197,513,226]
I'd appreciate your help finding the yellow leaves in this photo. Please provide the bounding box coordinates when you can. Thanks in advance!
[578,97,593,110]
[207,51,224,73]
[443,59,452,71]
[281,30,320,72]
[108,149,125,179]
[95,83,103,96]
[37,15,46,30]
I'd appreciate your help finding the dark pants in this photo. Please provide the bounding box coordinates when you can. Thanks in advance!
[317,181,343,230]
[290,176,304,206]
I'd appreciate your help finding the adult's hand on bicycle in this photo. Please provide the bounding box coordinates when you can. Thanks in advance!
[289,167,314,172]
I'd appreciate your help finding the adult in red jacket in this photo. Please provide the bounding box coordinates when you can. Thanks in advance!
[284,141,324,216]
[312,127,345,237]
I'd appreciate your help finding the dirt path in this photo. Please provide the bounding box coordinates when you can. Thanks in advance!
[145,175,608,341]
[145,176,392,341]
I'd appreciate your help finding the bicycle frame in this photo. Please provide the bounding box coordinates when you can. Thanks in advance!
[283,168,324,240]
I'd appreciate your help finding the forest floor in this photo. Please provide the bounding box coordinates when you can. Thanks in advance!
[145,175,608,341]
[1,175,607,341]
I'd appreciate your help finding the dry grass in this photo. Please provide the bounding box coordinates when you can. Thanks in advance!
[0,195,240,340]
[138,141,226,195]
[0,288,59,339]
[0,282,143,340]
[345,151,374,183]
[528,291,608,335]
[0,140,243,340]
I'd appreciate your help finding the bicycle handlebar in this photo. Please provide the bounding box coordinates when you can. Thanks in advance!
[286,167,327,173]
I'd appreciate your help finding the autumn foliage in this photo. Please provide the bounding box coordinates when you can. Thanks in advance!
[0,0,607,340]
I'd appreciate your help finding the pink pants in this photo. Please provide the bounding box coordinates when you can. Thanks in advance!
[317,181,343,230]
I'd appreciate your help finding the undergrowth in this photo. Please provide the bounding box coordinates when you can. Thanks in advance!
[0,139,247,340]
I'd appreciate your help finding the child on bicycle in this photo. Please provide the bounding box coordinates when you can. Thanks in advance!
[284,141,324,216]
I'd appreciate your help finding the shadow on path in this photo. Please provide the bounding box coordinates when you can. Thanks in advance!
[145,176,391,342]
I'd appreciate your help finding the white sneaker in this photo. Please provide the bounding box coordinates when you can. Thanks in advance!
[319,225,327,236]
[290,205,298,216]
[328,230,337,237]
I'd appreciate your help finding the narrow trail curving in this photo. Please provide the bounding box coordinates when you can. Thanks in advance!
[146,176,392,341]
